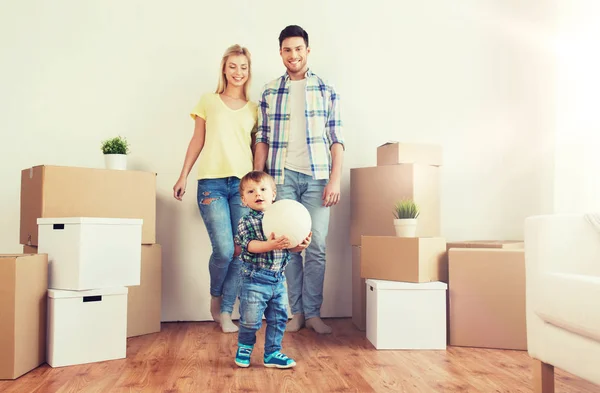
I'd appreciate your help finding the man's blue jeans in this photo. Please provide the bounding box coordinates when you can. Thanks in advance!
[238,264,288,354]
[197,177,248,314]
[276,169,330,319]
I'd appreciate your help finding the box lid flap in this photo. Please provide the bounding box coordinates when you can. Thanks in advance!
[37,217,143,225]
[378,141,398,147]
[48,287,128,298]
[365,279,447,290]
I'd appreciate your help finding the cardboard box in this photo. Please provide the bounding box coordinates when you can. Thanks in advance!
[22,244,162,338]
[47,287,128,367]
[0,254,48,379]
[361,236,447,283]
[23,245,37,254]
[377,142,442,166]
[38,217,142,290]
[448,248,526,350]
[350,164,440,245]
[20,165,156,246]
[128,244,162,338]
[366,279,447,350]
[351,246,366,331]
[446,240,524,251]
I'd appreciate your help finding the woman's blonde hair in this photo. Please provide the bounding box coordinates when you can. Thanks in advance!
[215,44,252,100]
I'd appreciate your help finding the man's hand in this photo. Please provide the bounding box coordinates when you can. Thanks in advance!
[290,232,312,253]
[322,177,341,207]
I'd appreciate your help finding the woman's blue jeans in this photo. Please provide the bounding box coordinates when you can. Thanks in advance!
[197,177,248,314]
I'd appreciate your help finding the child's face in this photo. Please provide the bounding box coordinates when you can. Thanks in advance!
[241,179,276,212]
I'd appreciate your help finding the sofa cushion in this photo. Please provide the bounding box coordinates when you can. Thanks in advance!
[536,272,600,342]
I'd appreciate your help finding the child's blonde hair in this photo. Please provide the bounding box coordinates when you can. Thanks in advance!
[239,171,276,194]
[215,44,252,100]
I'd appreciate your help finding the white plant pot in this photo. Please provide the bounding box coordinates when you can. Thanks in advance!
[394,218,418,237]
[104,154,127,170]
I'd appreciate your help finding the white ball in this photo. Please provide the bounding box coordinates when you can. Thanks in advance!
[262,199,312,247]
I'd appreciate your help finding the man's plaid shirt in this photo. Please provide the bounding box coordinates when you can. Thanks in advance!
[234,209,289,272]
[256,69,344,184]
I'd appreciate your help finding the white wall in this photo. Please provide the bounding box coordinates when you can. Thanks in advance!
[553,0,600,213]
[1,0,556,321]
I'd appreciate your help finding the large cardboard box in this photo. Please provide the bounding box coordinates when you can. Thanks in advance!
[448,248,526,350]
[350,164,440,245]
[38,217,143,290]
[47,287,128,367]
[377,142,442,166]
[366,279,447,350]
[22,245,162,338]
[128,244,162,338]
[446,240,523,251]
[20,165,156,246]
[361,236,447,283]
[351,246,366,331]
[0,254,48,379]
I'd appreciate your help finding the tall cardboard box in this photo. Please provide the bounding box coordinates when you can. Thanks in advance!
[0,254,48,379]
[351,246,366,331]
[20,165,156,246]
[361,236,447,283]
[448,248,526,350]
[350,164,440,245]
[377,142,443,166]
[127,244,162,338]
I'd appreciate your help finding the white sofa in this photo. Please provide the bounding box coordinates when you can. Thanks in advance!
[524,214,600,392]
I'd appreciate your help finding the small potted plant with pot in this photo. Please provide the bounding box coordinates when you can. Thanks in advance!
[393,198,420,237]
[101,136,130,170]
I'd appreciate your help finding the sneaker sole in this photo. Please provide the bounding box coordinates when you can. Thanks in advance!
[235,360,250,368]
[263,361,296,369]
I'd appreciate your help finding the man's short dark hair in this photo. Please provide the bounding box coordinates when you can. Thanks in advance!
[278,25,309,48]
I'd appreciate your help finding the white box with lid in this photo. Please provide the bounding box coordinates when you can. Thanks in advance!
[47,287,128,367]
[37,217,142,290]
[366,279,447,350]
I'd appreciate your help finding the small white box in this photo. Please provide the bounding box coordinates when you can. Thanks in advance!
[366,279,447,350]
[37,217,142,290]
[47,287,128,367]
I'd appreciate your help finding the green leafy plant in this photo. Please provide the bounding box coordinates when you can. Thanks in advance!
[101,136,130,155]
[393,199,420,219]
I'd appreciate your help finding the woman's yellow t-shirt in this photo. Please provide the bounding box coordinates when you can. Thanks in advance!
[190,93,258,180]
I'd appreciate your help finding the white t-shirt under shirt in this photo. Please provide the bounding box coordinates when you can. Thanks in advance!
[284,79,312,176]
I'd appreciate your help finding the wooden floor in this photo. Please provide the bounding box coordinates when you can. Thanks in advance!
[1,319,599,393]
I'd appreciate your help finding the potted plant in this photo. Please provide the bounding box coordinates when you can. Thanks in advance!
[393,199,420,237]
[101,136,130,170]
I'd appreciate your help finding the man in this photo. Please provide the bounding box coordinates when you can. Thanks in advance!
[254,25,345,334]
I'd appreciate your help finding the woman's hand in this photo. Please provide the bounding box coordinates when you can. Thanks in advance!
[173,176,187,201]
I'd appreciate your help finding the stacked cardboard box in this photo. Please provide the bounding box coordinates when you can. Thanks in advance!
[2,165,162,376]
[351,143,447,348]
[351,142,444,330]
[20,165,161,339]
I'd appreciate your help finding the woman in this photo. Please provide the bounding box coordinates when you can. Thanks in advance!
[173,44,257,333]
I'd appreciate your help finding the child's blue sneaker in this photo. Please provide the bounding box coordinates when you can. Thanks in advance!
[263,351,296,369]
[235,344,253,368]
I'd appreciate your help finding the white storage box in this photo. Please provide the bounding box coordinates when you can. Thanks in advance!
[366,279,447,350]
[37,217,142,290]
[47,287,128,367]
